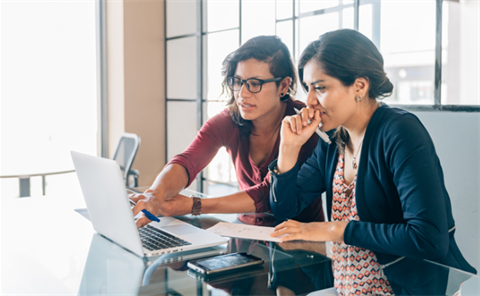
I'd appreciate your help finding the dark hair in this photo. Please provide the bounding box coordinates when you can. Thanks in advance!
[298,29,394,154]
[221,35,297,137]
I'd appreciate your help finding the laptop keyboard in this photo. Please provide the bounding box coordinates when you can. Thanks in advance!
[139,225,192,251]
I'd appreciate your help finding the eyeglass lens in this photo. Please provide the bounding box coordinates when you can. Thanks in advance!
[229,78,263,93]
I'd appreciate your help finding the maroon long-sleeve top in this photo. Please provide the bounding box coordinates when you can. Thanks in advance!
[168,99,324,223]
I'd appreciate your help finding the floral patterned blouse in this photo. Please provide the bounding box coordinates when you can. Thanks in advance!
[330,154,395,296]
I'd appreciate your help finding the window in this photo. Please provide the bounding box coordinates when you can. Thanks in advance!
[358,0,479,109]
[165,1,242,194]
[1,1,98,198]
[441,0,479,105]
[361,1,437,105]
[277,0,355,102]
[164,0,479,196]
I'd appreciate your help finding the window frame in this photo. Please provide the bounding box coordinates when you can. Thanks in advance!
[164,0,242,192]
[272,0,479,112]
[163,0,479,193]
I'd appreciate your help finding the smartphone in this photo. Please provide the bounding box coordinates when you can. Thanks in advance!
[187,264,264,283]
[187,252,264,275]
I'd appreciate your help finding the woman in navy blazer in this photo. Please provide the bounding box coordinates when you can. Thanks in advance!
[269,29,476,295]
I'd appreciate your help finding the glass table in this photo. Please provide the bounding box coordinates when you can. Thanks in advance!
[1,189,478,295]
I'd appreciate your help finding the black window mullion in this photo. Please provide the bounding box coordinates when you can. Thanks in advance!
[338,2,343,29]
[166,98,198,102]
[434,0,443,106]
[354,0,359,30]
[166,33,197,41]
[391,105,480,113]
[371,1,381,48]
[202,27,239,36]
[297,5,353,19]
[292,0,296,60]
[239,0,242,45]
[98,0,108,158]
[201,178,240,189]
[197,0,204,193]
[164,0,168,164]
[275,0,277,36]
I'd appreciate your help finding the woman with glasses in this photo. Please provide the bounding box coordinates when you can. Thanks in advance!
[268,29,476,295]
[131,35,324,228]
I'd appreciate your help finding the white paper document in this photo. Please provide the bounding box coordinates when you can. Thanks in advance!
[206,222,282,242]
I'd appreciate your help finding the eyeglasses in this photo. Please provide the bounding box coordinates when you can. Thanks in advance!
[227,77,283,94]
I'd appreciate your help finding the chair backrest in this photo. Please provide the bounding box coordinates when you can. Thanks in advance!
[112,133,140,184]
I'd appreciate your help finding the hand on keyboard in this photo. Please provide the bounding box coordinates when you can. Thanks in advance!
[130,190,162,228]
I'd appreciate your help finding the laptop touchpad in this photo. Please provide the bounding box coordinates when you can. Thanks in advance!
[161,224,198,236]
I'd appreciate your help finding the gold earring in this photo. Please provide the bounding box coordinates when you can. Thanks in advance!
[355,95,363,102]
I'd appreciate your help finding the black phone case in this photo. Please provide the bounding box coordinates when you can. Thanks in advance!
[187,252,264,275]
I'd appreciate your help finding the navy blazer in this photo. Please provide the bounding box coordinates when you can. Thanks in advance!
[269,104,476,280]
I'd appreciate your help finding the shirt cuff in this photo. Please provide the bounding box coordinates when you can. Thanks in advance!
[267,159,300,182]
[244,183,270,213]
[343,220,357,245]
[167,156,195,187]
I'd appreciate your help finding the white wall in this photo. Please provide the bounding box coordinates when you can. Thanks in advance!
[413,111,480,270]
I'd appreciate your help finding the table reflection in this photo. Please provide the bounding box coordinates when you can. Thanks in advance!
[3,188,477,296]
[76,210,478,296]
[78,234,146,295]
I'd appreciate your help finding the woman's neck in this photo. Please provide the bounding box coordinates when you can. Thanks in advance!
[344,100,379,145]
[251,101,287,137]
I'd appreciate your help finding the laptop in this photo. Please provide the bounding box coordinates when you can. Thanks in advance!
[71,151,229,258]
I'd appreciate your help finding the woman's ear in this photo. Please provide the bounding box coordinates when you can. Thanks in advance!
[354,77,369,98]
[280,77,292,95]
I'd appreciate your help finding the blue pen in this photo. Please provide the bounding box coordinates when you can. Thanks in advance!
[129,199,160,222]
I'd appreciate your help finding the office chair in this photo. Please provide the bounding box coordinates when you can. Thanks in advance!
[112,133,141,188]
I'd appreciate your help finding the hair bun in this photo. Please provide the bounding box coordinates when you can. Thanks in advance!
[376,76,394,100]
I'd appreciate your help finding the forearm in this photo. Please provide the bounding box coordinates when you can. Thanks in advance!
[202,191,256,214]
[272,220,348,242]
[277,109,321,173]
[277,142,301,173]
[344,220,448,261]
[158,191,256,217]
[148,164,189,200]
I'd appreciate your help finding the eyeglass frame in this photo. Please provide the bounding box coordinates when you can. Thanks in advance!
[227,76,284,94]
